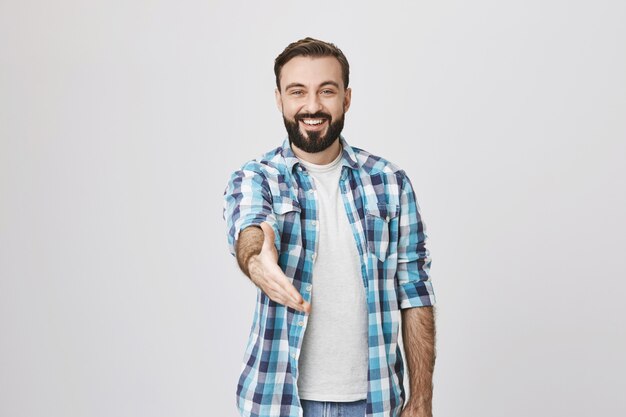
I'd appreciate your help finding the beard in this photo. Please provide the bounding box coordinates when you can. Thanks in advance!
[283,111,345,153]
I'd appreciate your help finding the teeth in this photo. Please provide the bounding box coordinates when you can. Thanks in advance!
[302,119,324,125]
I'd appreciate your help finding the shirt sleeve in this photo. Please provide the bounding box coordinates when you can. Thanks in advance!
[223,162,279,257]
[396,172,436,309]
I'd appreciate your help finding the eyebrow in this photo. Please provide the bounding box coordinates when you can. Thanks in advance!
[284,80,341,91]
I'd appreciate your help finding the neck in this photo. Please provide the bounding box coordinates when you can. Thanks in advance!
[291,139,342,165]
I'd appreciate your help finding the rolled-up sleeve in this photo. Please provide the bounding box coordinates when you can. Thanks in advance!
[395,172,436,309]
[223,162,278,257]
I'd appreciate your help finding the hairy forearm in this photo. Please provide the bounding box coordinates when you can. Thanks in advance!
[402,306,436,415]
[235,225,264,277]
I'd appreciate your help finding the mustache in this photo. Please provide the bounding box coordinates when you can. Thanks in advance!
[294,112,331,121]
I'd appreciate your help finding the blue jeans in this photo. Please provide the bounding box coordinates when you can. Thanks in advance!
[301,399,367,417]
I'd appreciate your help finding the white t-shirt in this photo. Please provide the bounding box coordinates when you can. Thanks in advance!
[296,150,369,401]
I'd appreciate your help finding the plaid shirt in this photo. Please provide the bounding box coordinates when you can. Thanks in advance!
[223,136,436,417]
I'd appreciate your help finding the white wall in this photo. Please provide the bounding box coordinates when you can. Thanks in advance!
[1,1,625,416]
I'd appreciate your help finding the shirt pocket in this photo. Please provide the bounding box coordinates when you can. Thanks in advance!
[365,203,399,262]
[271,197,301,252]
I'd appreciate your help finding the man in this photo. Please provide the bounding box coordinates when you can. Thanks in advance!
[223,37,436,417]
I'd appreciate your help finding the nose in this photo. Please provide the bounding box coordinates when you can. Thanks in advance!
[303,92,323,114]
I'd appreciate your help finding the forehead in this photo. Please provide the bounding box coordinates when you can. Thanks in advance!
[280,56,343,90]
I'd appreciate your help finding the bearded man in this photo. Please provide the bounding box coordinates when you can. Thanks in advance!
[223,37,436,417]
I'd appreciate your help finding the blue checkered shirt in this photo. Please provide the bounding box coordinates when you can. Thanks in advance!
[223,136,436,417]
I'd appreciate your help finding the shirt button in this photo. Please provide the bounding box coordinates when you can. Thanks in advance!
[291,353,296,359]
[311,253,317,261]
[308,189,315,194]
[311,220,317,226]
[298,321,304,326]
[306,284,312,292]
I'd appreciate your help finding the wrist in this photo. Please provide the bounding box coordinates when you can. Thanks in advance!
[403,399,432,417]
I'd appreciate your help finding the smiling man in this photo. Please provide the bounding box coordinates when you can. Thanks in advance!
[223,37,436,417]
[279,55,348,159]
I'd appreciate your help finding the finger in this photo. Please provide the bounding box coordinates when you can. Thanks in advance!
[276,277,303,305]
[276,284,311,314]
[263,280,307,312]
[262,278,299,308]
[270,279,302,307]
[263,262,300,302]
[268,291,307,313]
[286,299,309,313]
[299,300,312,314]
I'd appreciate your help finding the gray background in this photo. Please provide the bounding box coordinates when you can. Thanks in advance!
[1,1,625,416]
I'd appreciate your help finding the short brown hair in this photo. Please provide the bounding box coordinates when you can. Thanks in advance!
[274,37,350,91]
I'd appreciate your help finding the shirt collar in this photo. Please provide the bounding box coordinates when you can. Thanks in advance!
[280,134,360,172]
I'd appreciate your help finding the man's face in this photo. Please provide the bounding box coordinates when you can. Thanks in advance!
[275,56,352,153]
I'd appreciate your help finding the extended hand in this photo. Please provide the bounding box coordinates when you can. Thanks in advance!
[247,222,311,313]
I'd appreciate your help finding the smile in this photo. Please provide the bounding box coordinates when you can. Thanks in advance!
[300,118,326,125]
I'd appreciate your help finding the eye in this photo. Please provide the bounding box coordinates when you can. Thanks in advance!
[290,90,304,96]
[321,89,335,95]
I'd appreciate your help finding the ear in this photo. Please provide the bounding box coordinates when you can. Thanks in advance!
[274,88,283,113]
[343,87,352,113]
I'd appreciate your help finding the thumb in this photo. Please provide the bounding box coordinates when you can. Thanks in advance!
[259,222,277,253]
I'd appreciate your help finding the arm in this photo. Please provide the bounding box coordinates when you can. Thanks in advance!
[235,225,264,278]
[223,164,310,313]
[401,306,436,417]
[394,172,437,416]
